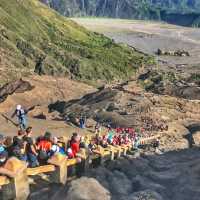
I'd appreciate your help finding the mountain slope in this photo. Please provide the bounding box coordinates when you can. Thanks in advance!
[42,0,200,27]
[0,0,153,84]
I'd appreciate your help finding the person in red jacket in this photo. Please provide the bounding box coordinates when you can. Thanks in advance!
[70,133,80,157]
[37,132,52,152]
[37,132,52,164]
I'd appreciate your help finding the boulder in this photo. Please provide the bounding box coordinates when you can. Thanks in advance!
[0,79,34,103]
[192,131,200,145]
[96,111,133,128]
[172,85,200,100]
[48,87,151,128]
[130,190,164,200]
[66,177,111,200]
[156,49,190,57]
[167,122,190,137]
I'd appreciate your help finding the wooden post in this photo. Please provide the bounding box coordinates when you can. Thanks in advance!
[76,148,89,176]
[48,153,68,184]
[97,146,111,164]
[0,157,29,200]
[109,146,115,160]
[81,149,90,173]
[108,145,121,159]
[117,146,121,158]
[121,146,128,156]
[121,146,126,156]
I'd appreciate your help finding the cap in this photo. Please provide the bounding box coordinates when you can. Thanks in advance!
[16,105,22,110]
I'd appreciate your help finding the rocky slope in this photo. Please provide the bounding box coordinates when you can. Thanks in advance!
[1,73,200,200]
[29,147,200,200]
[0,75,96,137]
[66,147,200,200]
[48,84,151,128]
[28,80,200,200]
[0,0,153,85]
[47,77,200,151]
[42,0,200,27]
[1,1,200,199]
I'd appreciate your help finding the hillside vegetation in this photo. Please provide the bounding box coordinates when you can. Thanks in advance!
[0,0,153,84]
[42,0,200,27]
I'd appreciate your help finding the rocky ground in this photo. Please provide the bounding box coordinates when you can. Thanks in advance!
[0,76,198,200]
[65,147,200,200]
[29,148,200,200]
[1,19,200,200]
[0,75,95,137]
[47,77,200,150]
[1,73,200,199]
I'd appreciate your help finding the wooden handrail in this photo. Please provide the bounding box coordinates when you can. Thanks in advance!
[27,165,56,176]
[0,175,10,186]
[107,145,120,152]
[139,134,160,145]
[0,134,161,189]
[67,159,79,167]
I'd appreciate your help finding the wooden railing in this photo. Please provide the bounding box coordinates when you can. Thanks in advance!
[138,134,161,145]
[27,165,56,176]
[0,176,9,186]
[0,134,160,200]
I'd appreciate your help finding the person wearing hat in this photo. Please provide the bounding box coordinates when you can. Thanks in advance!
[11,105,27,130]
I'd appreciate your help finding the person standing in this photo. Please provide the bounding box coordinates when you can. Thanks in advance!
[79,115,86,129]
[24,127,39,168]
[11,105,27,130]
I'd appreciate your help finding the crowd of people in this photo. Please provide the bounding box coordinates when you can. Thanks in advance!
[141,116,168,132]
[0,127,78,168]
[0,105,163,168]
[0,124,160,168]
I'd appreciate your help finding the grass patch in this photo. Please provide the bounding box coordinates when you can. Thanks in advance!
[0,0,154,84]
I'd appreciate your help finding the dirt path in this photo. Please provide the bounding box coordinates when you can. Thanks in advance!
[0,75,96,138]
[0,114,93,138]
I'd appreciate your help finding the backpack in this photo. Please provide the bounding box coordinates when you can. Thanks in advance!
[38,140,51,160]
[17,109,25,120]
[38,150,48,160]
